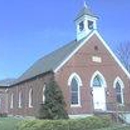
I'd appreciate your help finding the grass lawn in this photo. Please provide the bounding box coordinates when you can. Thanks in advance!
[99,126,130,130]
[0,117,21,130]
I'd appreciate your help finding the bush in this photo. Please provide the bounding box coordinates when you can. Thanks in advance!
[37,80,68,120]
[17,116,112,130]
[0,113,8,117]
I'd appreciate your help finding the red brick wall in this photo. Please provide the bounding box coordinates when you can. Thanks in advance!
[55,34,130,115]
[7,34,130,116]
[8,73,54,116]
[0,89,8,114]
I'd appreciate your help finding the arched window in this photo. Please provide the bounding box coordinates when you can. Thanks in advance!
[68,73,82,106]
[42,84,46,104]
[18,91,22,108]
[90,71,107,88]
[71,78,79,105]
[10,93,14,109]
[93,75,103,87]
[29,88,33,108]
[0,98,2,109]
[114,77,124,104]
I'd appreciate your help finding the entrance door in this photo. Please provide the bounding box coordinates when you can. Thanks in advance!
[93,87,106,111]
[91,72,107,111]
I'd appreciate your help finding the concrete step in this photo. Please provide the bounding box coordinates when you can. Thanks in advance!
[119,114,130,124]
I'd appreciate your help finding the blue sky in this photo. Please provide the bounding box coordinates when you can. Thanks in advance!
[0,0,130,79]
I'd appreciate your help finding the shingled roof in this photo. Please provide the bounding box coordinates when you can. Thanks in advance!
[0,78,16,88]
[75,5,97,21]
[12,38,85,85]
[7,30,130,86]
[9,5,98,86]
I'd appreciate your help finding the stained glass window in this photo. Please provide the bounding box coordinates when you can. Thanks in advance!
[71,78,79,105]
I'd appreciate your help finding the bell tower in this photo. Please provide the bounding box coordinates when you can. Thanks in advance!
[75,2,98,41]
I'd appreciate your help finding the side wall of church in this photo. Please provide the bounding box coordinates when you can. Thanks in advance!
[8,72,54,116]
[0,88,8,114]
[7,34,130,117]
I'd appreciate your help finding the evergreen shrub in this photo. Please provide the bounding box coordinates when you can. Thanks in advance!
[37,80,68,120]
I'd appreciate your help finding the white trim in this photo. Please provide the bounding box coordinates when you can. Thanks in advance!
[10,93,14,109]
[18,91,22,108]
[42,84,46,104]
[68,72,83,86]
[69,114,93,119]
[95,32,130,79]
[113,77,124,105]
[68,72,82,107]
[90,70,107,88]
[28,88,33,108]
[113,77,125,89]
[54,31,95,73]
[54,30,130,79]
[70,103,82,108]
[0,98,2,109]
[5,89,9,93]
[90,71,107,111]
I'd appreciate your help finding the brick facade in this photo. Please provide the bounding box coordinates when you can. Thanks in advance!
[0,88,8,114]
[55,34,130,115]
[8,72,54,116]
[6,34,130,116]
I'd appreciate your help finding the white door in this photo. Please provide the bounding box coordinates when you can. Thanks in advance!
[93,87,106,111]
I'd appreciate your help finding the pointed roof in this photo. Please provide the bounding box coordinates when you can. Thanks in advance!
[0,78,16,88]
[12,38,85,85]
[75,4,98,21]
[11,32,94,86]
[10,30,130,86]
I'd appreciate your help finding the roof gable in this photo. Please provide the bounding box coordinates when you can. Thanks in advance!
[54,30,130,79]
[0,78,16,88]
[12,30,130,85]
[13,39,81,84]
[95,32,130,79]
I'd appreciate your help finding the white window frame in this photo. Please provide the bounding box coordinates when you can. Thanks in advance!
[0,98,2,109]
[42,84,46,104]
[18,91,22,108]
[10,93,14,109]
[28,88,33,108]
[90,71,107,88]
[113,77,124,105]
[68,72,82,107]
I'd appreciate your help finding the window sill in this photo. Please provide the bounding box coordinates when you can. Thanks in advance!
[28,105,33,108]
[71,104,82,108]
[117,103,125,107]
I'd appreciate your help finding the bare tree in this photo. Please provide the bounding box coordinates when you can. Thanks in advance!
[116,42,130,72]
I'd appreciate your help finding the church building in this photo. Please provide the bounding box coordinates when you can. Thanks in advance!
[1,4,130,117]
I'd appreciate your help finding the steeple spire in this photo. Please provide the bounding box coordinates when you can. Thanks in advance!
[75,3,98,41]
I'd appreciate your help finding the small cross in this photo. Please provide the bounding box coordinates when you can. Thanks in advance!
[84,1,88,8]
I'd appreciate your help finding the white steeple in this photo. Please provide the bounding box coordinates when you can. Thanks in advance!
[75,3,98,41]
